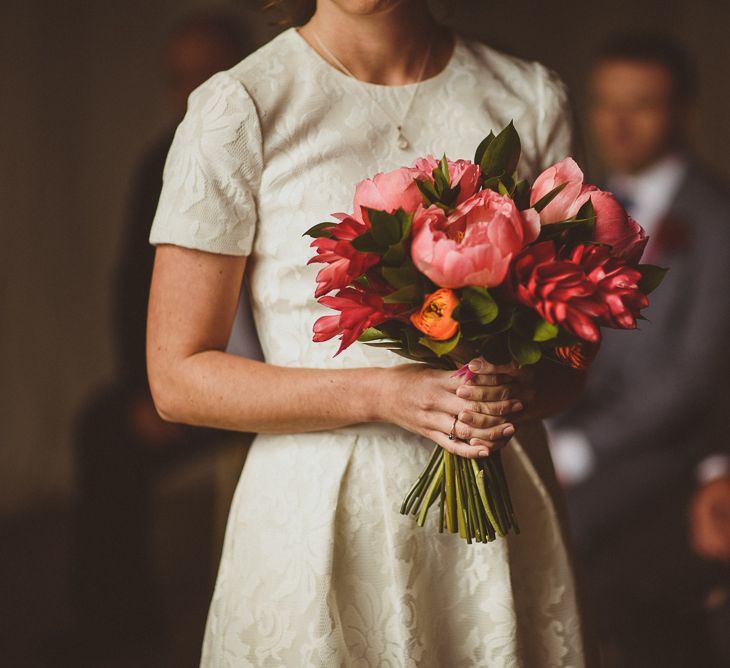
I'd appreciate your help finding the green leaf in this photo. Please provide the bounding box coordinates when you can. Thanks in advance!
[480,122,521,181]
[575,197,596,224]
[416,178,439,205]
[381,264,420,289]
[532,182,568,213]
[461,286,499,325]
[351,232,386,254]
[382,284,421,304]
[537,197,596,245]
[382,241,406,265]
[419,331,461,357]
[512,179,530,210]
[474,131,495,166]
[638,264,669,294]
[365,208,402,246]
[358,327,387,342]
[498,180,511,197]
[481,175,503,193]
[438,154,452,186]
[508,331,542,366]
[532,318,559,342]
[303,222,335,239]
[395,209,413,240]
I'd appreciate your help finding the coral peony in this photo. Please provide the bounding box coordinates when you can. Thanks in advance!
[313,287,406,355]
[352,167,423,223]
[512,241,649,343]
[410,288,460,341]
[410,156,481,205]
[308,214,379,298]
[529,158,648,262]
[411,190,540,289]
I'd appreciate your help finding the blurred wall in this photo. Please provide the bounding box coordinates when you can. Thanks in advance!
[2,0,729,519]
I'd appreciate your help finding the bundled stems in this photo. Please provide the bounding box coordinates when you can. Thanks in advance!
[400,444,518,544]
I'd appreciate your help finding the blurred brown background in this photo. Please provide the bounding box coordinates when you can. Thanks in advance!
[2,0,730,665]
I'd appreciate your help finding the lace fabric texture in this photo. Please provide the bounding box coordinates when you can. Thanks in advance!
[150,27,584,667]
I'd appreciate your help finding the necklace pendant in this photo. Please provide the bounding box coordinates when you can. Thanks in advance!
[396,127,410,150]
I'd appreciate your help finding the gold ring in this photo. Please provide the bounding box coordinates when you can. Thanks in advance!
[448,415,458,440]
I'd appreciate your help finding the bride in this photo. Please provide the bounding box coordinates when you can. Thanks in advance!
[147,0,590,665]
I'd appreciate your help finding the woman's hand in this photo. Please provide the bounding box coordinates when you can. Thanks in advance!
[379,357,531,458]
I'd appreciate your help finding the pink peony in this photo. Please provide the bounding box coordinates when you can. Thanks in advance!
[308,214,379,298]
[410,190,541,288]
[352,167,423,223]
[529,158,587,224]
[313,287,406,355]
[410,156,481,205]
[529,158,648,263]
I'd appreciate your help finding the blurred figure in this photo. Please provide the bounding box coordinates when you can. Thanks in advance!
[549,34,730,667]
[72,12,252,653]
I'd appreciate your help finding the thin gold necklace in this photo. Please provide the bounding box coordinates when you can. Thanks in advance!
[310,29,434,150]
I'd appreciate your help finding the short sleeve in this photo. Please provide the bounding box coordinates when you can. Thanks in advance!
[149,71,263,255]
[532,65,584,172]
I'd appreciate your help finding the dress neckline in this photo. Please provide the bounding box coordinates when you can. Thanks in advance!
[287,26,462,93]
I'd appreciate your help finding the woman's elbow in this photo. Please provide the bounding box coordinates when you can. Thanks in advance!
[147,362,186,424]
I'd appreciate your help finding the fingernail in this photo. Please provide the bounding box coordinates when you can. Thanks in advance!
[513,401,524,412]
[468,359,481,372]
[503,425,515,437]
[478,449,490,457]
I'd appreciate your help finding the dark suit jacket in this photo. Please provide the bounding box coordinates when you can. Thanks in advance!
[554,162,730,553]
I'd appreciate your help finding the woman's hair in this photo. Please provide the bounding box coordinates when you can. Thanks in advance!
[261,0,316,27]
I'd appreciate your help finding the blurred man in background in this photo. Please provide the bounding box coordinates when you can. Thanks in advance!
[550,35,730,667]
[72,12,252,654]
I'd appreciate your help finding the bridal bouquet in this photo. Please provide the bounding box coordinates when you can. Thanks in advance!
[305,123,666,544]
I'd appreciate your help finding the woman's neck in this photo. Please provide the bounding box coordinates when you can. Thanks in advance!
[298,1,453,86]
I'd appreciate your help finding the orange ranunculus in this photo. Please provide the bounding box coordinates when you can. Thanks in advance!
[410,288,459,341]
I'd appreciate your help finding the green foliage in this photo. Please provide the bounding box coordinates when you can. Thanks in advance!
[302,222,335,239]
[351,208,414,263]
[419,331,462,357]
[461,286,499,325]
[508,331,543,366]
[532,182,567,213]
[357,327,387,342]
[512,179,530,210]
[382,285,421,304]
[532,318,559,342]
[638,264,669,294]
[381,264,420,289]
[537,198,596,245]
[479,122,521,183]
[474,131,496,166]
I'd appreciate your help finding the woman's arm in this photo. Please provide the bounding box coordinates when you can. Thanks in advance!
[147,245,526,458]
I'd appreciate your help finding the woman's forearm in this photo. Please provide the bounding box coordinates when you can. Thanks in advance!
[150,350,391,433]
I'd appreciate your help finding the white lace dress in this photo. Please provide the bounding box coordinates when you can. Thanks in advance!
[150,26,585,668]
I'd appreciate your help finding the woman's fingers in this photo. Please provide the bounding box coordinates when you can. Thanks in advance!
[457,381,519,403]
[426,413,515,457]
[466,373,517,387]
[455,419,516,446]
[459,400,523,426]
[427,428,490,459]
[467,357,521,377]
